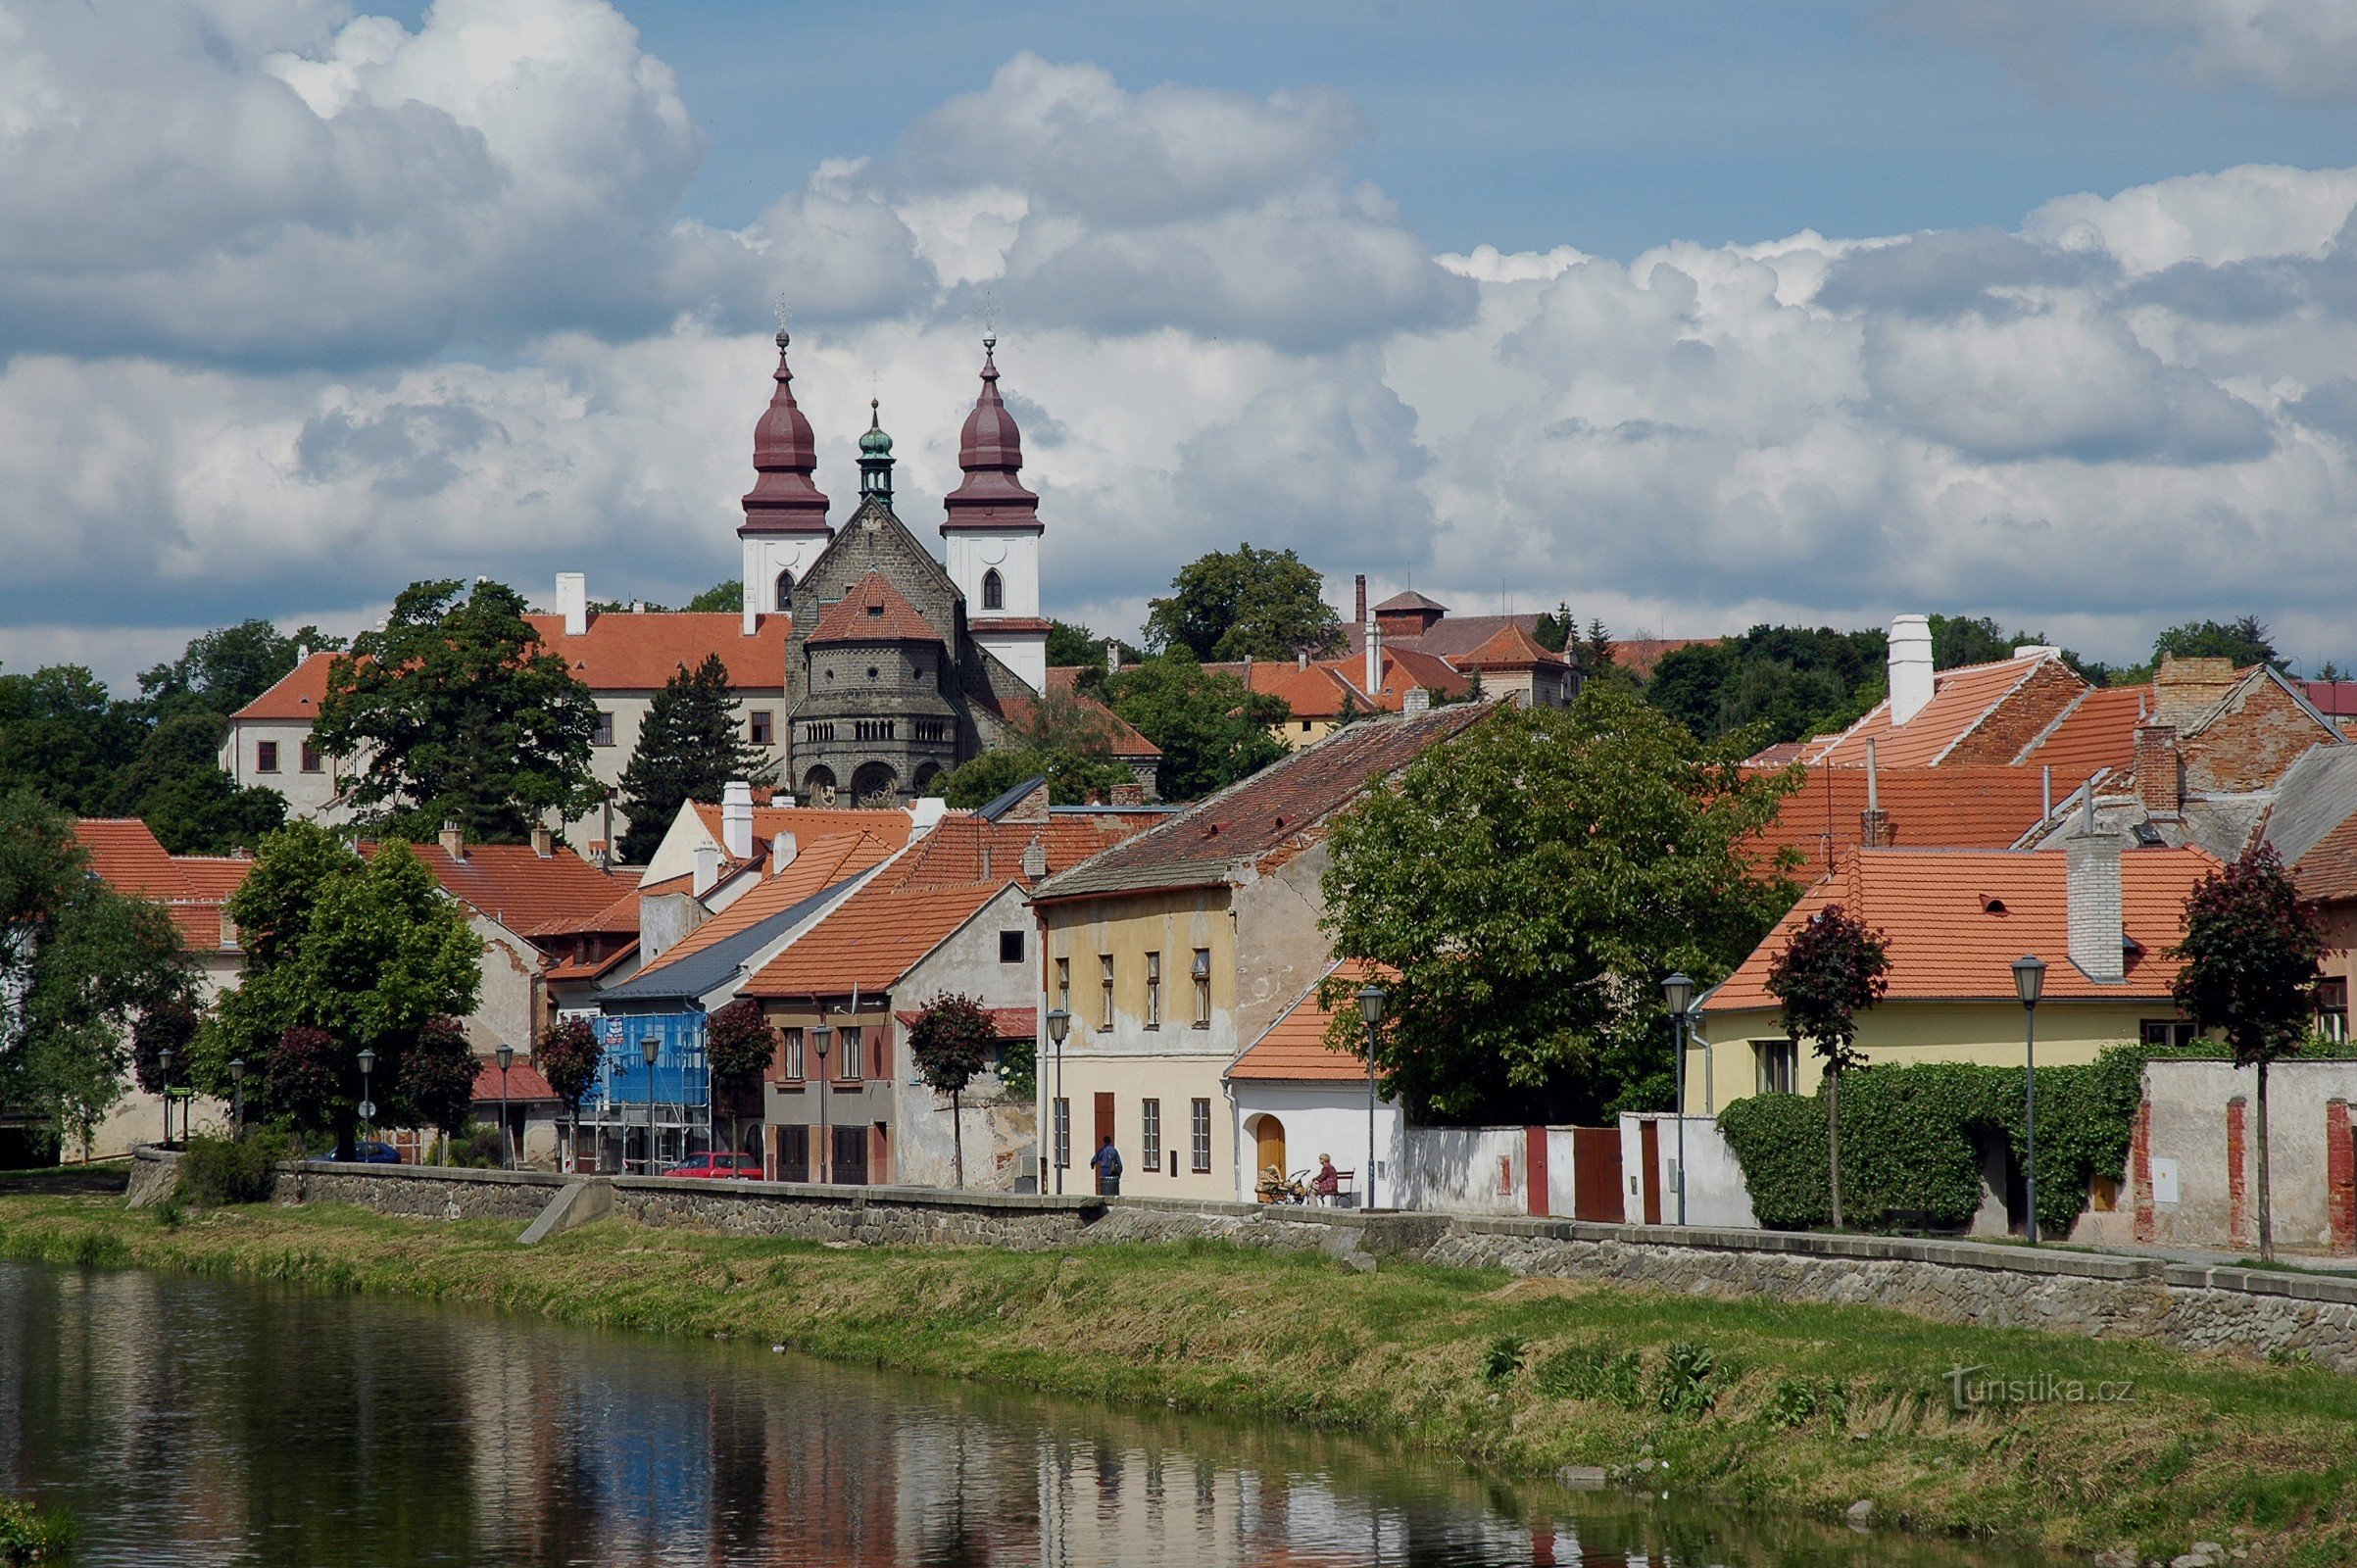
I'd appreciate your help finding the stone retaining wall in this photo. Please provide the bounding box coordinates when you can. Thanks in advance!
[122,1149,2357,1372]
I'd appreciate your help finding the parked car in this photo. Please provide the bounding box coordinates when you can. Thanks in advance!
[307,1141,400,1165]
[662,1152,762,1181]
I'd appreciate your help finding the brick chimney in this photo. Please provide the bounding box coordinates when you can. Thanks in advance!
[1022,837,1049,879]
[2066,797,2125,983]
[2154,656,2240,731]
[2135,722,2183,816]
[1110,782,1145,806]
[721,780,755,860]
[1889,613,1934,726]
[529,824,554,858]
[1354,573,1367,626]
[438,820,466,860]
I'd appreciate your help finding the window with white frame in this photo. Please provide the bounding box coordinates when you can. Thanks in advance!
[1145,952,1162,1028]
[1141,1098,1161,1171]
[782,1027,805,1082]
[1100,954,1114,1029]
[1054,1098,1071,1168]
[1753,1039,1796,1096]
[1190,1099,1212,1172]
[1191,949,1211,1027]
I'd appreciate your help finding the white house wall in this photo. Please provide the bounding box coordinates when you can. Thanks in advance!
[892,885,1041,1191]
[1228,1083,1401,1205]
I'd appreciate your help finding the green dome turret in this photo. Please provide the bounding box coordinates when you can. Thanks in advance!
[858,397,894,501]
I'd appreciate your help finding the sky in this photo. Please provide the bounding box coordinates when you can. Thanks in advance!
[11,0,2357,689]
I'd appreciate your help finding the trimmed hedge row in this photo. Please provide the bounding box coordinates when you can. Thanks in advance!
[1717,1048,2144,1234]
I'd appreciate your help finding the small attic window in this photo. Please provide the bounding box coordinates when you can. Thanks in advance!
[2132,822,2167,847]
[1979,894,2008,914]
[866,602,883,616]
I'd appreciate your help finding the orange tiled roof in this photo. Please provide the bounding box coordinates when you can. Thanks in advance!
[1801,657,2063,769]
[545,941,639,983]
[1456,622,1570,672]
[471,1061,558,1102]
[742,880,1006,997]
[529,883,645,939]
[2294,812,2357,903]
[2015,684,2146,789]
[630,830,898,980]
[806,572,940,645]
[886,812,1159,889]
[72,820,254,954]
[1228,959,1389,1081]
[1705,846,2218,1012]
[233,614,793,721]
[1753,764,2062,879]
[363,841,623,935]
[1037,668,1163,757]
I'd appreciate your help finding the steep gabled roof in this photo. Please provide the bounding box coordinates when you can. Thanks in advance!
[1228,959,1388,1082]
[741,880,1008,998]
[805,572,941,645]
[71,819,256,954]
[1750,764,2063,880]
[1801,655,2070,769]
[624,830,899,987]
[1034,704,1494,901]
[2013,684,2146,791]
[1456,622,1570,673]
[884,811,1160,889]
[363,840,623,936]
[1706,846,2217,1012]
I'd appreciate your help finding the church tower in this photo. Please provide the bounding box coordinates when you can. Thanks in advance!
[941,337,1047,691]
[738,328,833,635]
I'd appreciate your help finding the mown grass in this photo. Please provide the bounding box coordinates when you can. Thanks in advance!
[0,1175,2351,1564]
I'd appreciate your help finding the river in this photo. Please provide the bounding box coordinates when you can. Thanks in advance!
[0,1259,2046,1567]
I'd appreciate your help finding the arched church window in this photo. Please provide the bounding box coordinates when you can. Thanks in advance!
[982,568,1003,612]
[774,569,794,612]
[803,766,837,807]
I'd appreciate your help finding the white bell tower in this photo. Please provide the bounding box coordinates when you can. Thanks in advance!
[737,327,832,634]
[941,336,1046,691]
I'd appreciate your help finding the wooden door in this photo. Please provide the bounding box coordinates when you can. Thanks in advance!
[1093,1092,1115,1163]
[1253,1115,1286,1188]
[1639,1120,1662,1225]
[1571,1127,1624,1223]
[832,1124,867,1186]
[1525,1126,1549,1217]
[778,1124,809,1184]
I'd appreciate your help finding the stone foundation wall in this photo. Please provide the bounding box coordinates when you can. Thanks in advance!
[609,1180,1100,1249]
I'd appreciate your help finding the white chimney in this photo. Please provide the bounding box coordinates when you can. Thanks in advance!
[720,780,754,861]
[1364,617,1382,697]
[1889,613,1934,726]
[1105,638,1121,674]
[1022,837,1048,880]
[771,831,798,873]
[2065,794,2124,983]
[557,572,589,637]
[909,797,950,836]
[692,841,722,899]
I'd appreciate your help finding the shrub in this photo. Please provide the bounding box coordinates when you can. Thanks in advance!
[451,1121,507,1168]
[1482,1334,1526,1383]
[1653,1341,1719,1417]
[1534,1344,1645,1408]
[0,1497,73,1563]
[175,1131,289,1205]
[1763,1375,1848,1430]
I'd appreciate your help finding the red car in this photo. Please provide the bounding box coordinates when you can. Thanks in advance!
[661,1152,763,1181]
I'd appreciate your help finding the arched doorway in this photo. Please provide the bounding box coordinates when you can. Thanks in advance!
[852,761,898,808]
[802,765,837,806]
[1250,1113,1286,1194]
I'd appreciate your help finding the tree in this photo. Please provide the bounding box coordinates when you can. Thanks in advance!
[1105,650,1289,801]
[1645,625,1889,745]
[1321,689,1801,1124]
[398,1017,479,1159]
[0,792,200,1158]
[200,826,481,1156]
[1765,904,1890,1232]
[1047,619,1141,670]
[0,663,143,816]
[1144,545,1345,662]
[682,580,743,613]
[106,711,286,854]
[2171,844,2324,1263]
[136,618,342,721]
[907,994,997,1188]
[2154,615,2284,672]
[539,1017,604,1174]
[937,747,1134,809]
[615,655,775,862]
[704,999,773,1161]
[312,577,603,844]
[1533,603,1577,655]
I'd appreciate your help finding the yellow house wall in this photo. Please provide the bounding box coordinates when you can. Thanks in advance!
[1270,717,1342,751]
[1690,1002,2167,1114]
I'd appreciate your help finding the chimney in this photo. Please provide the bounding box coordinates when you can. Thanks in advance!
[556,572,588,638]
[909,796,951,834]
[438,820,466,860]
[1354,573,1367,625]
[1297,651,1309,671]
[1105,638,1121,674]
[1402,687,1430,716]
[721,780,755,860]
[2135,723,2183,816]
[1888,614,1934,726]
[1859,738,1891,847]
[1022,837,1049,880]
[1243,654,1253,684]
[529,825,554,858]
[588,838,611,871]
[1004,781,1051,824]
[1364,617,1382,698]
[295,641,311,665]
[2065,796,2125,983]
[2154,656,2240,731]
[771,831,798,872]
[692,841,722,899]
[1110,782,1145,807]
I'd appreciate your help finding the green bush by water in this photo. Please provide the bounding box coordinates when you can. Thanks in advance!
[175,1132,289,1206]
[0,1497,74,1563]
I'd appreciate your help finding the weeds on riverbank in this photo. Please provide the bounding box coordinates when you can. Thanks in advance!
[0,1174,2353,1565]
[0,1498,74,1563]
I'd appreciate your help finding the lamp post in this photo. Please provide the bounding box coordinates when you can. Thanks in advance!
[1663,972,1695,1228]
[158,1047,173,1149]
[227,1058,246,1141]
[810,1025,833,1184]
[496,1042,516,1170]
[356,1048,376,1152]
[1355,985,1387,1211]
[2012,956,2046,1246]
[640,1037,661,1176]
[1044,1008,1070,1196]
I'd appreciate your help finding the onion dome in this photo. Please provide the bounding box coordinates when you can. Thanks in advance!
[739,329,830,536]
[943,335,1041,533]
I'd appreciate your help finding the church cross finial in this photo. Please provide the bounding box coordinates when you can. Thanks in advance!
[772,297,792,349]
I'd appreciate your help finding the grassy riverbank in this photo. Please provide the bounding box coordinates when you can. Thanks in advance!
[1,1176,2352,1565]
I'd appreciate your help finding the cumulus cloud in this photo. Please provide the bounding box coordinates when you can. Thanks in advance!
[1904,0,2357,101]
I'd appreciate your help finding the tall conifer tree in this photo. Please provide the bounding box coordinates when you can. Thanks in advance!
[615,655,773,862]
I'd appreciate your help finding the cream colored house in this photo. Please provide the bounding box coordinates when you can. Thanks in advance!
[1694,834,2217,1116]
[1029,705,1492,1200]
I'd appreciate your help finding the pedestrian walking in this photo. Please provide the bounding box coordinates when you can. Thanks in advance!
[1089,1134,1123,1197]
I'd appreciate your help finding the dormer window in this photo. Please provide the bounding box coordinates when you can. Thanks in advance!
[982,568,1004,611]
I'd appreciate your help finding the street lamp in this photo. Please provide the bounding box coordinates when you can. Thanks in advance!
[1663,972,1695,1227]
[227,1058,246,1141]
[640,1037,662,1176]
[496,1042,516,1170]
[1044,1008,1070,1196]
[2013,956,2047,1245]
[1354,985,1387,1211]
[356,1047,376,1152]
[158,1047,174,1148]
[810,1026,833,1183]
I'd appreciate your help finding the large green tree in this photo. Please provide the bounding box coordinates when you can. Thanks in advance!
[2152,615,2284,672]
[2171,844,2324,1263]
[0,793,199,1158]
[1764,903,1890,1231]
[135,618,343,721]
[614,654,776,862]
[937,746,1133,809]
[0,663,143,816]
[313,578,603,844]
[198,823,481,1157]
[1144,545,1346,662]
[1321,689,1800,1124]
[105,711,286,855]
[1105,650,1288,801]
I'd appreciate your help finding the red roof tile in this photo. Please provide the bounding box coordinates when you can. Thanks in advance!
[1802,657,2064,769]
[1753,764,2061,880]
[630,830,898,981]
[472,1061,558,1102]
[2294,812,2357,903]
[1706,846,2218,1012]
[806,572,940,645]
[1456,622,1569,672]
[2015,684,2146,789]
[893,1005,1037,1040]
[743,880,1007,997]
[363,841,624,935]
[71,819,192,898]
[1228,960,1390,1081]
[990,673,1162,759]
[886,813,1159,889]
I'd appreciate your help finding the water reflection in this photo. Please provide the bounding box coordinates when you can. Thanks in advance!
[0,1260,2035,1567]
